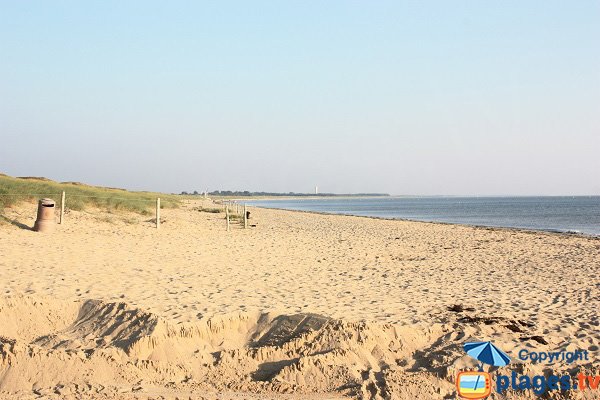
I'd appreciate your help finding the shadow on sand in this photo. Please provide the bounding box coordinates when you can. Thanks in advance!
[0,215,32,231]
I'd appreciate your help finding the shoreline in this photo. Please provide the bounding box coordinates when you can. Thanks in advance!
[245,204,600,240]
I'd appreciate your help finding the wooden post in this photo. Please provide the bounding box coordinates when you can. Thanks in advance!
[60,191,65,224]
[156,198,161,229]
[226,205,230,231]
[244,204,247,229]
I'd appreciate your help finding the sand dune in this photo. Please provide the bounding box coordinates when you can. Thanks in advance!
[0,200,598,398]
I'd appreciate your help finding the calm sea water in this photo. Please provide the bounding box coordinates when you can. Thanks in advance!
[247,196,600,236]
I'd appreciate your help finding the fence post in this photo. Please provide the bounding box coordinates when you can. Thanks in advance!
[244,204,247,229]
[60,191,65,224]
[226,205,230,231]
[156,198,161,229]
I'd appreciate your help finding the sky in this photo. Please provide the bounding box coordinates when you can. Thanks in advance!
[1,1,599,195]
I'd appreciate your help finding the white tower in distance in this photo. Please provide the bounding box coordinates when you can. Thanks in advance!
[315,186,318,195]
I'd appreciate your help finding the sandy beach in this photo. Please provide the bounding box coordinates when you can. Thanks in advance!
[0,199,598,399]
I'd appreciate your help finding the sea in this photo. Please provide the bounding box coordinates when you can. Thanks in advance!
[247,196,600,236]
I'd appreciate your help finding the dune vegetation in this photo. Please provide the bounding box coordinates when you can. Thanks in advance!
[0,173,180,215]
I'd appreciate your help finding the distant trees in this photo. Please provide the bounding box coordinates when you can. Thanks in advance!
[180,190,201,195]
[178,190,390,197]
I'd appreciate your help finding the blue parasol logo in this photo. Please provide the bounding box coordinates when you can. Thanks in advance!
[458,341,511,398]
[464,341,511,368]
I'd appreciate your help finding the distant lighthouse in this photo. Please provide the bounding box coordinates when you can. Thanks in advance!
[315,186,318,195]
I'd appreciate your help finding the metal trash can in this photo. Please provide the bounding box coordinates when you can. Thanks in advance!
[33,198,56,233]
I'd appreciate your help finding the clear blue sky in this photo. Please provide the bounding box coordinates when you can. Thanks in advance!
[1,1,598,195]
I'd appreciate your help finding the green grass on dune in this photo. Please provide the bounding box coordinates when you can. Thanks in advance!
[0,174,180,215]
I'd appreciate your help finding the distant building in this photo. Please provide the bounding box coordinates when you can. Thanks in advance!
[315,186,318,195]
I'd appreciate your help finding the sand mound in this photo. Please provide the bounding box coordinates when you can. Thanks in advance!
[0,296,441,399]
[0,296,596,399]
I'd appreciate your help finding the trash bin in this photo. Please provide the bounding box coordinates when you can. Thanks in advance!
[33,198,56,233]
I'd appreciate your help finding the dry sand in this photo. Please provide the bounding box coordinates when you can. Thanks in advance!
[0,199,598,399]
